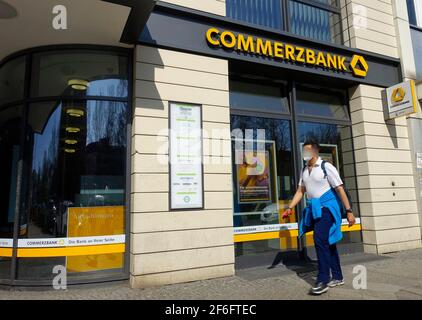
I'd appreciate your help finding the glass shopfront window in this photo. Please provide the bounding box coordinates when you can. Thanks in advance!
[226,0,283,30]
[410,28,422,80]
[296,87,350,120]
[407,0,422,79]
[0,57,25,105]
[226,0,342,44]
[30,51,129,98]
[0,47,131,285]
[407,0,422,27]
[231,115,296,256]
[18,100,127,280]
[0,105,23,279]
[229,80,290,114]
[288,1,342,44]
[230,79,362,263]
[297,121,362,251]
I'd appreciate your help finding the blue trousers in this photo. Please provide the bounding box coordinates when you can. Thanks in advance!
[313,207,343,284]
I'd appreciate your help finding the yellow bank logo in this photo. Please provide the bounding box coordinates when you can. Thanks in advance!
[350,55,368,77]
[205,28,369,78]
[391,87,406,103]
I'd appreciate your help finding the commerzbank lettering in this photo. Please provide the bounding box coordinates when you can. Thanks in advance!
[27,240,59,246]
[205,27,368,78]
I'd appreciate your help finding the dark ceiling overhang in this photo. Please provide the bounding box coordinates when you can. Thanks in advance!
[102,0,156,44]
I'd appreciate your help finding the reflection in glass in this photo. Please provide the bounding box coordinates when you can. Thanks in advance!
[298,121,362,247]
[230,80,289,114]
[407,0,418,26]
[296,88,349,120]
[0,105,23,279]
[289,0,342,44]
[0,57,25,105]
[231,115,297,255]
[30,51,128,98]
[410,28,422,80]
[18,100,128,280]
[311,0,339,6]
[226,0,283,30]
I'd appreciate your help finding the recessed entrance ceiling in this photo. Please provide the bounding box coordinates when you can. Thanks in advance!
[0,0,132,61]
[0,1,17,19]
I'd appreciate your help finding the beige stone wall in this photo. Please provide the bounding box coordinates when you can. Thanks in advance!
[340,0,399,57]
[161,0,226,16]
[129,0,233,288]
[343,0,422,254]
[130,43,234,287]
[349,85,421,253]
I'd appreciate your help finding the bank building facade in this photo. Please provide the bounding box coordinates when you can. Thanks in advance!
[0,0,422,288]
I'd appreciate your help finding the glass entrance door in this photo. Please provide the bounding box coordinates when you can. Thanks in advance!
[231,115,297,255]
[295,86,363,253]
[231,116,297,256]
[229,79,363,265]
[229,80,300,263]
[297,121,362,252]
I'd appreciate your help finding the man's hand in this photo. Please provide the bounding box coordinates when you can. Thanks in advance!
[282,208,293,219]
[346,212,356,227]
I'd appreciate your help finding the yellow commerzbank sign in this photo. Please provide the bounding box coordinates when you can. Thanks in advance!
[205,27,368,78]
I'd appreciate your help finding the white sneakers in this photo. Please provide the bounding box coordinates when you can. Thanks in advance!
[327,279,345,287]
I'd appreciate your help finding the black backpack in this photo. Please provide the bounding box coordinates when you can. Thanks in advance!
[302,160,353,218]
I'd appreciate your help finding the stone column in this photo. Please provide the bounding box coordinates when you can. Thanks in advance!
[129,0,234,288]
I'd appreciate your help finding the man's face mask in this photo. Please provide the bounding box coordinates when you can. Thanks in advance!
[303,150,314,162]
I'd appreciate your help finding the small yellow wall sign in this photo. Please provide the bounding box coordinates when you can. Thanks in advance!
[382,80,418,120]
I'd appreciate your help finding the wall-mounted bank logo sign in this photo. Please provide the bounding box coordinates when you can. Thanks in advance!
[391,87,406,103]
[205,28,369,78]
[382,80,417,120]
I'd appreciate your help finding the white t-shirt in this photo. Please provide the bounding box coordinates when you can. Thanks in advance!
[298,157,343,199]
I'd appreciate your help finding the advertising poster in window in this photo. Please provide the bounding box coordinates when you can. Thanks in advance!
[170,102,203,210]
[66,206,125,272]
[236,150,272,204]
[300,143,339,169]
[319,144,339,169]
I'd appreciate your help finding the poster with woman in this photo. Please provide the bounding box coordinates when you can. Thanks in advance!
[236,150,272,204]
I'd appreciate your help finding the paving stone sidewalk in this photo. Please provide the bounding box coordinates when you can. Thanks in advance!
[1,248,422,300]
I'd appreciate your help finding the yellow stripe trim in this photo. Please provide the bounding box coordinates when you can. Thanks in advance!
[234,229,299,243]
[0,248,12,257]
[410,79,418,114]
[17,244,125,257]
[15,244,125,258]
[234,224,361,243]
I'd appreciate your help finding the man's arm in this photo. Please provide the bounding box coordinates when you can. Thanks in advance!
[282,185,306,219]
[334,185,356,227]
[325,162,356,227]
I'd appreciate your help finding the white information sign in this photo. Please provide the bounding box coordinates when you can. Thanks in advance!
[170,102,203,209]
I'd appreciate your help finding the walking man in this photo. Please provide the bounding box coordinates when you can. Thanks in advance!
[282,140,356,295]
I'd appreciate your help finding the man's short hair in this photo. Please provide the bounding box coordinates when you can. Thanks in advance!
[303,139,320,151]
